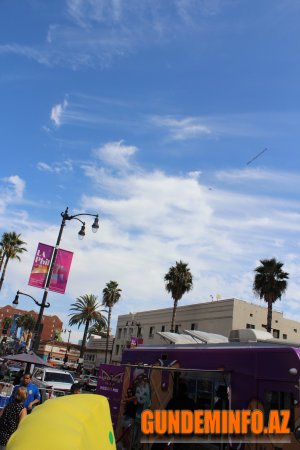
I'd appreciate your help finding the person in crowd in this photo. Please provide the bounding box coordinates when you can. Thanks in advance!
[0,386,27,449]
[70,383,81,395]
[121,387,137,449]
[214,385,229,410]
[0,361,9,381]
[152,381,196,450]
[13,370,24,386]
[10,373,40,413]
[122,387,137,427]
[130,374,152,449]
[166,380,196,411]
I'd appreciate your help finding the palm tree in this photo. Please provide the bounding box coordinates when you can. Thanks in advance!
[0,232,27,291]
[68,294,104,358]
[88,315,108,338]
[253,258,289,333]
[16,314,36,345]
[102,281,122,363]
[2,317,13,335]
[0,247,4,273]
[164,260,193,332]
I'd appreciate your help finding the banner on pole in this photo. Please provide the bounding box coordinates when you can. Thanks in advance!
[28,243,54,289]
[48,248,73,294]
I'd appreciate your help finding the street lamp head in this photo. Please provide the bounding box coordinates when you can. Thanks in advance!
[78,224,86,240]
[92,216,99,233]
[12,292,19,306]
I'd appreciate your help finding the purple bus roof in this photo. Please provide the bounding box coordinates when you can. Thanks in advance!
[122,342,300,382]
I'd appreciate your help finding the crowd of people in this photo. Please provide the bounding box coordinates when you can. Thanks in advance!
[0,357,230,450]
[0,362,82,449]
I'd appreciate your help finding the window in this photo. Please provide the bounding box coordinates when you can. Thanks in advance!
[44,372,74,384]
[34,369,43,380]
[191,323,197,330]
[161,325,165,332]
[149,326,155,338]
[176,369,231,410]
[175,324,180,333]
[123,328,127,338]
[115,345,120,355]
[246,323,255,329]
[264,391,294,429]
[137,326,142,337]
[273,329,280,339]
[283,334,287,339]
[294,329,297,333]
[275,320,278,323]
[250,313,253,317]
[118,328,122,339]
[129,327,134,336]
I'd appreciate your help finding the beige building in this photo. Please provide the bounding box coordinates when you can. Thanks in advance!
[38,340,80,368]
[83,335,114,373]
[112,298,300,362]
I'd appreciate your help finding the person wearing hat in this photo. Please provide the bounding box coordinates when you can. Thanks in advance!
[214,385,229,410]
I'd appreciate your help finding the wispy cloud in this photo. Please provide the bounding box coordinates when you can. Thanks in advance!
[152,116,212,140]
[36,160,73,173]
[215,168,300,187]
[0,0,230,69]
[50,99,68,126]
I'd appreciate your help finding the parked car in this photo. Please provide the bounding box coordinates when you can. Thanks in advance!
[84,376,98,391]
[32,367,74,395]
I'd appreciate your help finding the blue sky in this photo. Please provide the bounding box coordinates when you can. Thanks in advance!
[1,0,300,343]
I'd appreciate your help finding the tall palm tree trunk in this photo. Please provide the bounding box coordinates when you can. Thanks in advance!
[170,299,178,332]
[105,307,112,363]
[266,298,272,333]
[0,255,10,291]
[80,319,90,358]
[0,253,5,273]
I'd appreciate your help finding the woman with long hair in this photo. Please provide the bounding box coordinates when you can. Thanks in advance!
[0,386,27,449]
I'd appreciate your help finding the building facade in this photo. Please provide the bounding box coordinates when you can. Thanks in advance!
[0,305,63,341]
[38,340,81,368]
[112,298,300,362]
[83,335,114,373]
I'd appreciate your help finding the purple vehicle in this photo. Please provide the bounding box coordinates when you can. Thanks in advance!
[103,335,300,449]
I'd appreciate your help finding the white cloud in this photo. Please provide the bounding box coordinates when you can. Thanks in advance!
[152,116,212,140]
[215,168,291,183]
[2,147,300,333]
[36,160,73,173]
[0,175,26,213]
[94,140,137,169]
[3,175,25,199]
[50,99,68,126]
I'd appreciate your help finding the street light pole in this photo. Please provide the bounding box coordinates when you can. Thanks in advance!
[29,207,99,353]
[12,290,50,352]
[63,329,71,364]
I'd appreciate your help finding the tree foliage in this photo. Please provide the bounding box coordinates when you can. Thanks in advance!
[164,260,193,332]
[253,258,289,333]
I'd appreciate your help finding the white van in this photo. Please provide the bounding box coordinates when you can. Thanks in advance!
[32,367,74,394]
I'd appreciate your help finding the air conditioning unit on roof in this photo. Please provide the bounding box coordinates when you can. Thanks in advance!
[229,329,274,343]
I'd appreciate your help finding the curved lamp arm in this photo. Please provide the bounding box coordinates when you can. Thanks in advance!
[13,290,50,308]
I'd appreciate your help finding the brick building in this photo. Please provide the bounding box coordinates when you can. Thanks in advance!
[0,305,63,341]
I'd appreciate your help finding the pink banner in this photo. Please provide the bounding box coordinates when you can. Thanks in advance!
[48,248,73,294]
[28,243,54,289]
